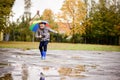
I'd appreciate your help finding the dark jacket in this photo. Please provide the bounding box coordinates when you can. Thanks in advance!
[35,26,57,41]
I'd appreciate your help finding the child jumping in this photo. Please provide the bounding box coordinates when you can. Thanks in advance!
[35,22,57,60]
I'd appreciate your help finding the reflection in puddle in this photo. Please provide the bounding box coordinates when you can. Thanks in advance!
[0,73,13,80]
[40,77,45,80]
[58,65,85,78]
[43,66,50,71]
[0,63,86,80]
[40,72,45,80]
[22,64,28,80]
[0,63,9,68]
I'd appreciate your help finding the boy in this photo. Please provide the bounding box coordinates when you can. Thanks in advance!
[35,22,57,60]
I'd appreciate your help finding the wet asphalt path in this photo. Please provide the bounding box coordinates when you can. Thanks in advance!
[0,48,120,80]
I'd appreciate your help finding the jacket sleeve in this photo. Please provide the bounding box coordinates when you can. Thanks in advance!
[47,27,57,33]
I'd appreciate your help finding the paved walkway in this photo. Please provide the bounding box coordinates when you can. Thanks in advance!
[0,48,120,80]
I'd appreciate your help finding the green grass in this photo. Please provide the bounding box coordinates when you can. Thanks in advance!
[0,41,120,51]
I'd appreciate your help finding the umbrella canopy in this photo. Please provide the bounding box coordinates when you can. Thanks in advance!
[32,20,48,24]
[29,20,50,32]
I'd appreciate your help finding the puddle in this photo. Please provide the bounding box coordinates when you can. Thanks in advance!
[0,63,8,68]
[0,73,13,80]
[0,63,85,80]
[0,48,120,80]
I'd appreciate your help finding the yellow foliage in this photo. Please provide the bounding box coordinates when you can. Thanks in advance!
[58,0,87,35]
[42,9,54,21]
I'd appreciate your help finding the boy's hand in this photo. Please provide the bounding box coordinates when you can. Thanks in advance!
[36,35,42,38]
[55,31,58,34]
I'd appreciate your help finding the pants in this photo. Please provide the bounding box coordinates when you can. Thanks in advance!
[39,41,49,52]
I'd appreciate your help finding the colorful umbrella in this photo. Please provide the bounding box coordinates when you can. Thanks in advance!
[29,20,50,32]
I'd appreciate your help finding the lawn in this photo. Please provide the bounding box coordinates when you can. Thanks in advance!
[0,41,120,51]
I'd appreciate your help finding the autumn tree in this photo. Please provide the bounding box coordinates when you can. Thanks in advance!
[0,0,15,31]
[59,0,87,43]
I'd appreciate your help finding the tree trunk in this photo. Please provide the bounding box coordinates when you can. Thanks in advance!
[119,36,120,45]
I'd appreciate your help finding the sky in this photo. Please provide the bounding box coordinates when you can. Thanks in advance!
[12,0,64,21]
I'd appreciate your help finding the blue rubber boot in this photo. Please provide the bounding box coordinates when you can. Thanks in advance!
[41,51,44,59]
[42,51,46,60]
